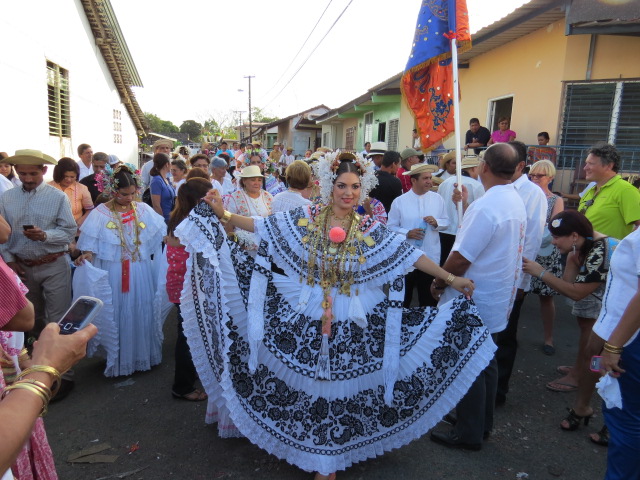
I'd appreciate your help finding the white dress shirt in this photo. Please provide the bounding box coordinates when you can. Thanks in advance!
[437,175,484,235]
[387,189,449,264]
[512,174,547,291]
[440,184,526,333]
[77,160,93,180]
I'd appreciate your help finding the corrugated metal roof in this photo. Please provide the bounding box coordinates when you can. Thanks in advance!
[459,0,567,63]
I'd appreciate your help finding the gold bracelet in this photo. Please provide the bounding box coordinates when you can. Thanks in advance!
[219,210,232,224]
[1,381,51,416]
[603,342,624,354]
[17,365,61,397]
[445,273,456,286]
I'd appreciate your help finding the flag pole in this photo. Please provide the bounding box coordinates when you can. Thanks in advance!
[450,37,464,228]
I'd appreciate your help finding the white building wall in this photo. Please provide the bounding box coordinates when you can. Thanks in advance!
[0,0,139,164]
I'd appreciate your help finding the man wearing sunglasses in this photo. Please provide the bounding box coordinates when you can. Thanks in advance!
[579,143,640,241]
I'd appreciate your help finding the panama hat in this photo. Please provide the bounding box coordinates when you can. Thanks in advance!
[239,165,264,178]
[439,151,456,169]
[252,140,262,146]
[2,149,57,165]
[461,155,481,169]
[152,139,173,150]
[367,142,387,158]
[402,163,439,176]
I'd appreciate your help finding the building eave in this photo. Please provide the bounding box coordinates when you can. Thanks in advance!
[80,0,148,135]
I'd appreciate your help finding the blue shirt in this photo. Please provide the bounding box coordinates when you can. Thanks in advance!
[150,175,175,222]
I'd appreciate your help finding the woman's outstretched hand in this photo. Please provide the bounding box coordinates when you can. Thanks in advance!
[204,189,225,218]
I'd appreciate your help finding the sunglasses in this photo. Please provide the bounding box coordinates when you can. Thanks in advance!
[579,199,595,214]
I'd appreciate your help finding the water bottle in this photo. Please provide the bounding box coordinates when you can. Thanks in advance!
[413,220,428,247]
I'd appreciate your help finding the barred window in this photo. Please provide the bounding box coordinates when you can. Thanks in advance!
[47,61,70,137]
[345,126,356,151]
[387,118,399,152]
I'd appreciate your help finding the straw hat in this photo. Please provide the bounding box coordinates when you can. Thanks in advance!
[439,151,456,169]
[239,165,264,178]
[152,139,173,150]
[252,140,262,146]
[2,149,57,165]
[402,163,439,176]
[367,142,387,158]
[461,155,481,169]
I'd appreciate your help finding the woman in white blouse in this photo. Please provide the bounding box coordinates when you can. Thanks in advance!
[271,161,313,213]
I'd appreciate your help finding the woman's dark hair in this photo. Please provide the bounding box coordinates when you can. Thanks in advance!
[189,154,210,167]
[334,160,360,181]
[150,153,170,177]
[113,164,139,190]
[167,177,212,236]
[53,157,80,183]
[498,116,509,124]
[2,163,17,180]
[171,159,187,172]
[538,131,550,140]
[548,210,596,261]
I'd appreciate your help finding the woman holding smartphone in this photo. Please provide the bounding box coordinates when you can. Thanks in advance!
[522,210,617,435]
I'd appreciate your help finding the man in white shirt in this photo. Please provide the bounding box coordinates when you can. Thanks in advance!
[76,143,93,180]
[437,155,485,264]
[280,147,295,173]
[430,143,526,451]
[495,141,547,406]
[388,163,448,307]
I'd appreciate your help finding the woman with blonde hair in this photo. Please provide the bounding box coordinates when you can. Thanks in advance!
[272,160,312,213]
[528,160,564,355]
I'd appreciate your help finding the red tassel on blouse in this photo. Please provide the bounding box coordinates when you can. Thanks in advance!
[121,259,130,293]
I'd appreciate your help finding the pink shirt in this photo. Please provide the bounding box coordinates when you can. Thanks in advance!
[491,129,516,143]
[0,258,27,327]
[166,245,189,304]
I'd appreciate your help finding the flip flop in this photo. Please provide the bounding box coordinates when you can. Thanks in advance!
[171,389,208,402]
[556,365,572,375]
[546,380,578,392]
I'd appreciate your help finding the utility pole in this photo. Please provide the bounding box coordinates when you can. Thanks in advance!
[244,75,254,142]
[233,110,245,139]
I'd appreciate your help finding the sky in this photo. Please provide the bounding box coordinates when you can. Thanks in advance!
[111,0,529,128]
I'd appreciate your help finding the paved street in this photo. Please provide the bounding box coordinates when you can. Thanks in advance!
[45,295,607,479]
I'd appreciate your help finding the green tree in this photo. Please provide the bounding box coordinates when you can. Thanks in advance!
[180,120,203,138]
[144,112,179,133]
[251,107,279,124]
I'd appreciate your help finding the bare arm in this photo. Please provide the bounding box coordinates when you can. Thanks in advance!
[151,194,164,217]
[0,214,9,243]
[522,257,602,301]
[417,251,475,297]
[1,299,34,332]
[204,190,255,232]
[600,279,640,375]
[0,323,96,472]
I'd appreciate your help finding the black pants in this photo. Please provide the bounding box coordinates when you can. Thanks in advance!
[403,270,437,308]
[172,304,198,395]
[439,232,456,266]
[495,292,527,401]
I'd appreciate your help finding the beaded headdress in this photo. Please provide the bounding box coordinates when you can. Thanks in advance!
[313,151,377,205]
[95,163,142,196]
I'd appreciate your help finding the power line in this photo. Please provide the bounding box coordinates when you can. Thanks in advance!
[261,0,334,98]
[261,0,354,109]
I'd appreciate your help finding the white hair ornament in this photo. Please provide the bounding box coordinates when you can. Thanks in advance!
[313,151,378,205]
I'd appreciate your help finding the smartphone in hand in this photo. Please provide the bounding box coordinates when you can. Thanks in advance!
[57,296,103,335]
[590,355,602,372]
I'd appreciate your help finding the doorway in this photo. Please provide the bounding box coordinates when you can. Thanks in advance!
[488,96,514,132]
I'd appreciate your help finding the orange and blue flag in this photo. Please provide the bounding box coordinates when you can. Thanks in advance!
[401,0,471,151]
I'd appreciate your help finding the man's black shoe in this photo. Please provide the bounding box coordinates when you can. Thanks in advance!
[430,430,482,451]
[50,379,74,403]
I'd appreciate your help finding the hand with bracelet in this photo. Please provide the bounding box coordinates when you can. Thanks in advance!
[0,322,96,471]
[600,342,625,377]
[522,256,546,279]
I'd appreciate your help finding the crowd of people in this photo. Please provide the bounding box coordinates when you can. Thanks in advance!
[0,128,639,479]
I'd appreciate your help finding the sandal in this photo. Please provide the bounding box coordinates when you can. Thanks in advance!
[171,389,208,402]
[556,365,572,375]
[546,380,578,392]
[560,408,593,431]
[589,425,609,446]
